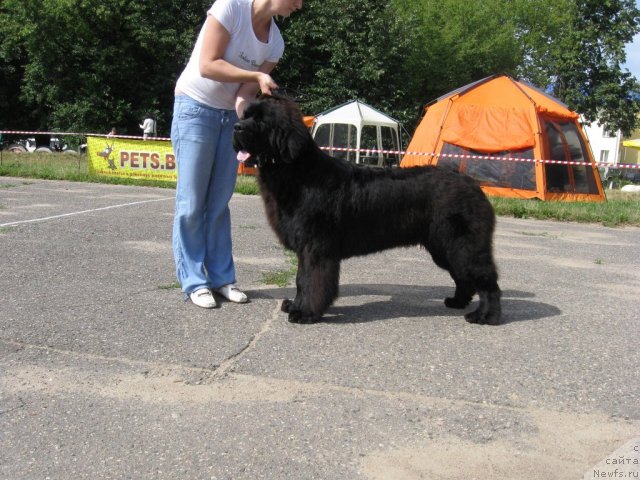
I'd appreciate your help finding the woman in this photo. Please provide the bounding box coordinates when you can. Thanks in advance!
[172,0,303,309]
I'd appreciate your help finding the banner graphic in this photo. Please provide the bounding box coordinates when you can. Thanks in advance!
[87,136,177,182]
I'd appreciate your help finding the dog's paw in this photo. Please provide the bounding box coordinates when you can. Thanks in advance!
[445,296,471,309]
[464,309,501,326]
[287,310,320,324]
[281,299,293,313]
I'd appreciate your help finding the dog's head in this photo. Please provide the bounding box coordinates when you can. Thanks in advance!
[233,95,311,167]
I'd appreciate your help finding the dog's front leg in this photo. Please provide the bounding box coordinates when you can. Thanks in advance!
[280,250,304,315]
[280,250,309,321]
[283,251,339,324]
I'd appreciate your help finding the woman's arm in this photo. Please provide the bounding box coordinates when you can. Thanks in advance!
[199,16,277,92]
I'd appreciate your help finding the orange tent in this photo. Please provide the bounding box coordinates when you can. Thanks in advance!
[401,74,605,202]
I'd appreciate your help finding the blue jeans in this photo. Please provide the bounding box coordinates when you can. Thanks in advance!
[171,95,239,295]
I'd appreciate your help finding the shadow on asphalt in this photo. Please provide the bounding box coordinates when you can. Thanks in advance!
[248,284,561,325]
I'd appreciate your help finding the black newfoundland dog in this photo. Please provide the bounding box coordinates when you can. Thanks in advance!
[233,95,501,325]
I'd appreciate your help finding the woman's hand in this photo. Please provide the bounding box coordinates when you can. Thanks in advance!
[235,61,279,118]
[256,72,278,95]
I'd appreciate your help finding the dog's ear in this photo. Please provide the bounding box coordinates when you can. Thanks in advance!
[269,117,309,164]
[283,120,309,163]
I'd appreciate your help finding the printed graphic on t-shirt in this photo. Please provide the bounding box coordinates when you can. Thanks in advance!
[239,51,260,68]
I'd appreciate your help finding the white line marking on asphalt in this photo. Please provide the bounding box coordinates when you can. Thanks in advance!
[0,197,173,227]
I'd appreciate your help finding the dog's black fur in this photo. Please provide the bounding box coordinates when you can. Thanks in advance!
[233,95,501,325]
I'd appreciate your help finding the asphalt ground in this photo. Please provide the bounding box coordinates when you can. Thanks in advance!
[0,177,638,480]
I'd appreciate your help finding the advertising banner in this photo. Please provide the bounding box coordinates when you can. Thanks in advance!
[87,136,177,182]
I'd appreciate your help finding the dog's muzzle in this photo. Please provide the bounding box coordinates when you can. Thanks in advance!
[233,123,255,165]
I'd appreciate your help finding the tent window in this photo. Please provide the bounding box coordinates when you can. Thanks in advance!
[360,125,379,165]
[314,124,331,148]
[360,125,400,167]
[544,119,599,194]
[314,123,356,162]
[380,126,400,167]
[439,143,536,190]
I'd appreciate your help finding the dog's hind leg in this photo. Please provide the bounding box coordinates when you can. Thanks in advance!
[464,262,502,325]
[285,253,340,324]
[435,235,502,324]
[465,287,501,325]
[444,276,475,309]
[425,246,475,309]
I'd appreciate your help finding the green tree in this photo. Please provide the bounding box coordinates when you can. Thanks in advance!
[276,0,419,125]
[0,0,210,134]
[389,0,524,128]
[551,0,640,136]
[514,0,640,136]
[1,0,638,139]
[0,0,35,130]
[276,0,527,128]
[512,0,574,88]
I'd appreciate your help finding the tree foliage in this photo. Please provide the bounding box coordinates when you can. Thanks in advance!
[511,0,574,87]
[0,0,211,134]
[276,0,419,124]
[0,0,638,137]
[395,0,523,104]
[551,0,640,136]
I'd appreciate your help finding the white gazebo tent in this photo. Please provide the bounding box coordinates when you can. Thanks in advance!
[311,100,402,167]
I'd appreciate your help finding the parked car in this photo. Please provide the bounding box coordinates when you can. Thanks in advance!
[598,166,640,186]
[621,168,640,184]
[3,135,78,154]
[598,166,622,183]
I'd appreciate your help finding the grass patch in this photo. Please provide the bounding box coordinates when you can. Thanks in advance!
[261,249,297,287]
[158,281,181,290]
[0,152,258,192]
[235,175,260,195]
[489,190,640,227]
[0,152,88,180]
[2,152,639,226]
[0,227,10,234]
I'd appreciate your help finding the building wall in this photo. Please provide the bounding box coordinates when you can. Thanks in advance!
[582,120,623,165]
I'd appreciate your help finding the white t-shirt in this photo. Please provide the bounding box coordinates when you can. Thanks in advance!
[176,0,285,110]
[140,118,156,134]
